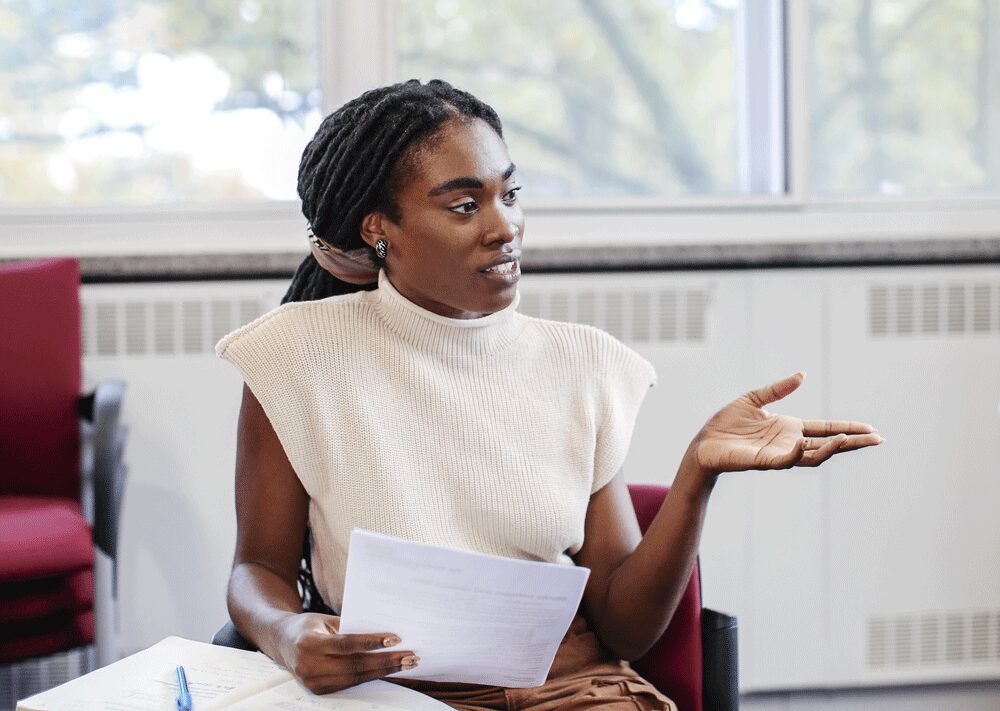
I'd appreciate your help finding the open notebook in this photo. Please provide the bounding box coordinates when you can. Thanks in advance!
[17,636,450,710]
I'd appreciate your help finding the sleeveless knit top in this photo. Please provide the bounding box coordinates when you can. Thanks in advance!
[216,270,656,613]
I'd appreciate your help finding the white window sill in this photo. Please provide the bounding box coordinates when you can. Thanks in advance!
[1,198,999,261]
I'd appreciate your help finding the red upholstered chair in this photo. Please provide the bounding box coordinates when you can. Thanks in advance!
[629,483,739,711]
[0,258,127,700]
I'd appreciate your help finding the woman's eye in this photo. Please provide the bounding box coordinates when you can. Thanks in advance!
[503,186,523,204]
[449,201,477,214]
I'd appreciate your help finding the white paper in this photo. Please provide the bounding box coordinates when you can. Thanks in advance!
[16,636,450,711]
[338,529,590,688]
[225,679,450,710]
[17,637,288,711]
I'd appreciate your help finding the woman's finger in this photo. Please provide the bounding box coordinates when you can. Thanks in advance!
[802,419,876,436]
[325,632,404,655]
[335,651,418,676]
[834,433,884,451]
[745,371,806,408]
[803,432,883,451]
[797,433,846,466]
[301,654,418,695]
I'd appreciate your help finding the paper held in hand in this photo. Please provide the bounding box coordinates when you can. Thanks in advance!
[339,529,591,688]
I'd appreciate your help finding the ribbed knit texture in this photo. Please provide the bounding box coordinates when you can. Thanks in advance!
[216,270,656,613]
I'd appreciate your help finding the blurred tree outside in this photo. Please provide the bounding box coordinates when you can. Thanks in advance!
[399,0,1000,198]
[397,0,741,198]
[810,0,1000,194]
[2,0,997,207]
[0,0,320,205]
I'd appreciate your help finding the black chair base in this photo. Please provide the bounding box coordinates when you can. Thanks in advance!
[701,608,739,711]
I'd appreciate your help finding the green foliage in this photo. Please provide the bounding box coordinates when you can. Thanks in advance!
[3,0,997,205]
[397,0,739,198]
[0,0,319,205]
[810,0,1000,194]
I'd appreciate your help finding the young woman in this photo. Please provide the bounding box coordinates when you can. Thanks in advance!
[216,79,882,711]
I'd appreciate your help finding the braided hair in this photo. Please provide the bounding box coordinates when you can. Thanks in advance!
[281,79,504,304]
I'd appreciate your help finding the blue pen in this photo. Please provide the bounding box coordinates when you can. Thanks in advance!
[175,665,193,711]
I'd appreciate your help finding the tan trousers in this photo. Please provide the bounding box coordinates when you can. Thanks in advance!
[391,614,678,711]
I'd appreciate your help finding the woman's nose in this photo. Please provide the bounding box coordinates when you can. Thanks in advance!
[485,221,520,245]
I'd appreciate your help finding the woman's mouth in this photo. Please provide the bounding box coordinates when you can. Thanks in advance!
[480,259,520,283]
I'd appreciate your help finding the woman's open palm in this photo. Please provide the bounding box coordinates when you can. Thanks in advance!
[691,371,884,474]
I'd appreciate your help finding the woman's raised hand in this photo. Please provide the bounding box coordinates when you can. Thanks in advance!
[689,371,884,476]
[274,612,418,695]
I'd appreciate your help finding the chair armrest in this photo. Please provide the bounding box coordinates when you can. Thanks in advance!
[701,607,739,711]
[212,621,259,652]
[78,380,127,560]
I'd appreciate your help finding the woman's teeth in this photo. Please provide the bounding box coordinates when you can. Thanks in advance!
[485,261,515,274]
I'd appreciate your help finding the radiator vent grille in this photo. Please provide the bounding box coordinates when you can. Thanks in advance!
[869,282,1000,337]
[518,288,709,343]
[83,285,709,356]
[83,297,266,357]
[0,646,94,710]
[867,611,1000,669]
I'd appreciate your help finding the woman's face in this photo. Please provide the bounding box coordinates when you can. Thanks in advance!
[364,118,524,319]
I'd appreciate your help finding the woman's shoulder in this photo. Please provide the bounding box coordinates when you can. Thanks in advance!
[515,312,649,366]
[517,313,658,392]
[214,291,372,358]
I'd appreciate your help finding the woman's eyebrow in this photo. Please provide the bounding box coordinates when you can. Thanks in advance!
[427,163,517,197]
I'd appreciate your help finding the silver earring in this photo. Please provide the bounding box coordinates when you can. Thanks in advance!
[375,239,388,259]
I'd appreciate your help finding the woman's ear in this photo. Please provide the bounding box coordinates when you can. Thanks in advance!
[359,212,391,250]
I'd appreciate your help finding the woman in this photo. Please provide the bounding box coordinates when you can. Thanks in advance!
[216,79,882,710]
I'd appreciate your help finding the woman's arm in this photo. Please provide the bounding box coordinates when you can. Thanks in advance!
[573,450,713,662]
[228,383,311,657]
[575,372,882,660]
[228,384,418,692]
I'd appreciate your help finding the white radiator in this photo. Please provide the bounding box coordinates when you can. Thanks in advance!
[80,266,1000,691]
[80,279,289,658]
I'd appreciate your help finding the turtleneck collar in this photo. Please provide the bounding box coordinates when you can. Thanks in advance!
[371,269,522,358]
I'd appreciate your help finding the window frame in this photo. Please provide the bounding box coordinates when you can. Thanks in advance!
[2,0,999,261]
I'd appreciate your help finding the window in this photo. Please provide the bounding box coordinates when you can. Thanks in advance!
[810,0,1000,195]
[2,0,999,256]
[0,1,321,206]
[396,0,785,199]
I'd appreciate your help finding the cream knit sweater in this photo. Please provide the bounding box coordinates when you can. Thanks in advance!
[216,270,656,613]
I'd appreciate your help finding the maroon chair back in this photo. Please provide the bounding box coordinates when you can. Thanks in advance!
[0,258,81,498]
[628,483,704,711]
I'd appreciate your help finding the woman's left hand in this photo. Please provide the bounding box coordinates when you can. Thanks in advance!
[688,371,884,476]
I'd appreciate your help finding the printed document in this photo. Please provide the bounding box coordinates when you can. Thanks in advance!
[16,636,450,710]
[339,529,590,688]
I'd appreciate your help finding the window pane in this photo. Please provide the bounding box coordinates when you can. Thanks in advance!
[396,0,747,198]
[0,0,321,206]
[810,0,1000,195]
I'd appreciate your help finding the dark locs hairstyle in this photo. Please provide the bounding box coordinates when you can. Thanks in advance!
[280,79,504,305]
